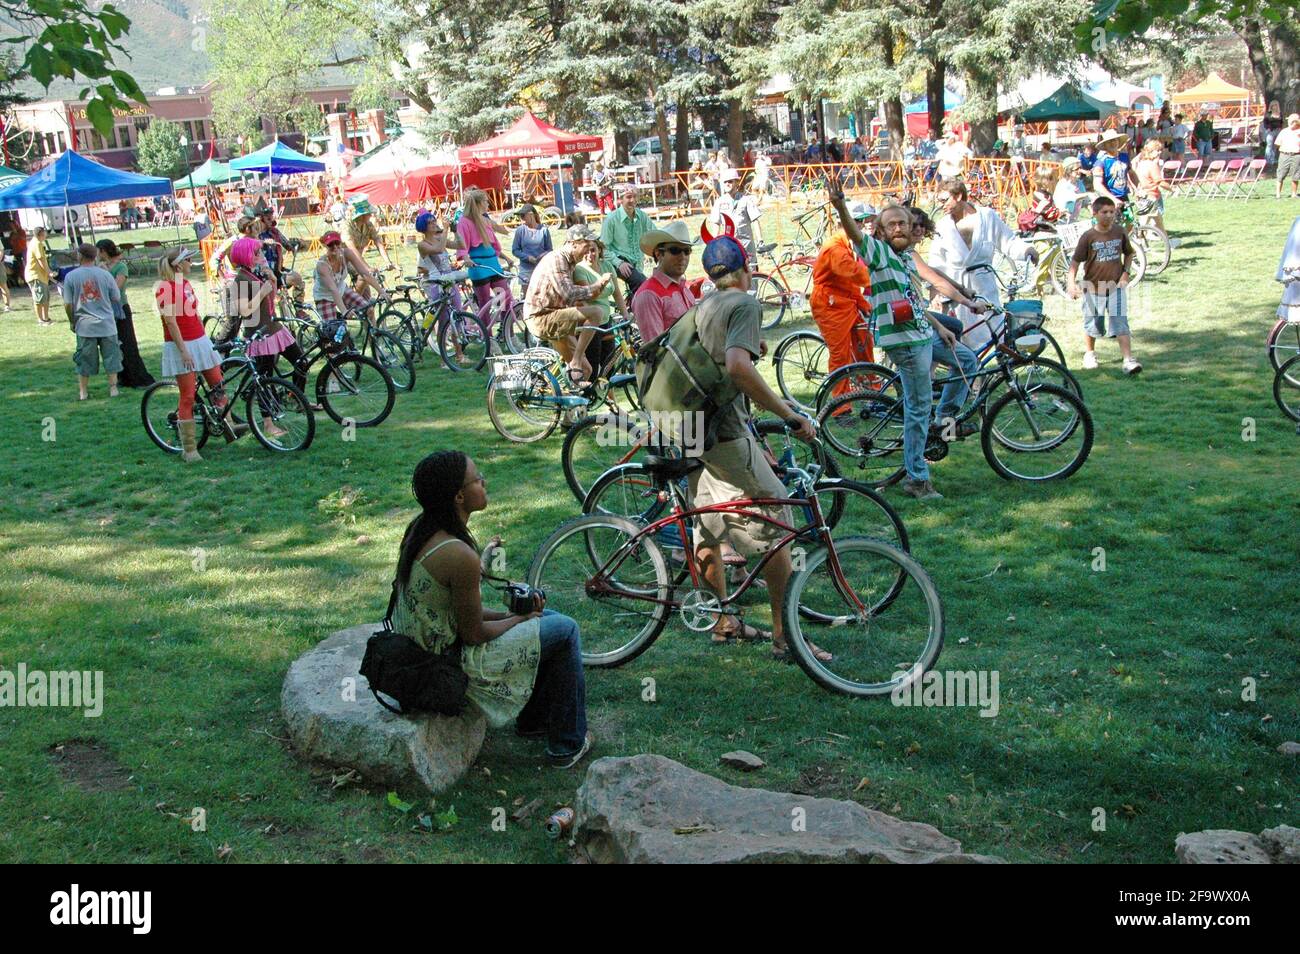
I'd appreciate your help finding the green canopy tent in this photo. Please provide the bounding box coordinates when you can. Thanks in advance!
[1019,83,1121,122]
[173,158,239,191]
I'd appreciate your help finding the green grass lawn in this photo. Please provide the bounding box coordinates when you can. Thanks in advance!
[0,197,1295,863]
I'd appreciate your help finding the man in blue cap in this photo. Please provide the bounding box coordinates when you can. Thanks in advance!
[684,236,829,664]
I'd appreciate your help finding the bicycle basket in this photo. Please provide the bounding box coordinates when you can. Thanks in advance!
[489,348,558,392]
[1054,221,1091,251]
[317,318,353,353]
[1004,299,1044,335]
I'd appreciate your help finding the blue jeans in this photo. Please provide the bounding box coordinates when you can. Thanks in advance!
[1196,139,1212,159]
[515,609,587,756]
[929,335,979,425]
[886,342,934,482]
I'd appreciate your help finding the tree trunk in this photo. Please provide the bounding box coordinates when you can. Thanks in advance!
[727,97,744,164]
[882,29,906,162]
[927,62,947,140]
[964,66,999,154]
[1237,13,1299,116]
[674,98,691,173]
[614,128,629,166]
[654,102,672,176]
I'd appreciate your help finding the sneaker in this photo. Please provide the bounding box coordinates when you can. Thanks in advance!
[546,731,594,769]
[1168,237,1182,249]
[1123,358,1143,375]
[899,478,943,500]
[1082,351,1099,370]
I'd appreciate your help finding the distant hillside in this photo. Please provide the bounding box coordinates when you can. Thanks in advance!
[16,0,210,102]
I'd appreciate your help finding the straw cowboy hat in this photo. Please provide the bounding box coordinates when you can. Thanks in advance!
[640,219,694,257]
[1097,129,1128,151]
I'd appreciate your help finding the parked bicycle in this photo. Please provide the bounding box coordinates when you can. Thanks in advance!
[275,315,396,427]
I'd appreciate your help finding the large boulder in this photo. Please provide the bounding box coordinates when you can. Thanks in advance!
[281,624,485,793]
[574,754,1001,864]
[1175,830,1273,864]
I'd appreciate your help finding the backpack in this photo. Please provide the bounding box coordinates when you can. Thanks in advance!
[358,582,468,717]
[634,291,743,452]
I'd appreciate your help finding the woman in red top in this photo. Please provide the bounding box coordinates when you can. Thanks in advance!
[155,247,227,462]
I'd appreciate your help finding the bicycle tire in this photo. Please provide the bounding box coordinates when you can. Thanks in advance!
[140,380,211,453]
[782,536,943,698]
[1267,319,1300,376]
[1132,224,1170,276]
[377,307,420,361]
[1048,245,1071,298]
[486,368,562,443]
[981,356,1083,419]
[315,354,395,427]
[499,303,536,354]
[816,387,907,489]
[561,412,645,504]
[751,272,787,329]
[773,331,828,412]
[438,311,490,372]
[1274,355,1300,421]
[245,376,316,452]
[527,513,672,668]
[814,361,901,415]
[370,331,416,392]
[980,382,1093,481]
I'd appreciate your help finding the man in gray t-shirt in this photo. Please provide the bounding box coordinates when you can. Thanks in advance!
[62,243,124,399]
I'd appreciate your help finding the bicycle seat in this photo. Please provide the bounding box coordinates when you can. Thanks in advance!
[756,242,777,255]
[643,454,704,480]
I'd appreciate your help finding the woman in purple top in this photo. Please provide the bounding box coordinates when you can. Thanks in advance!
[456,188,515,314]
[510,205,552,296]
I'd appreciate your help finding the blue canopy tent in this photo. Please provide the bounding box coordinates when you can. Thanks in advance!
[0,150,173,245]
[230,140,326,218]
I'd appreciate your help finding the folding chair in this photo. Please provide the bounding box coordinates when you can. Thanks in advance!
[1208,158,1245,199]
[1169,158,1201,197]
[1190,159,1225,198]
[1233,158,1267,200]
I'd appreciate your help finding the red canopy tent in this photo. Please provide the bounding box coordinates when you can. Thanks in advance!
[341,158,504,205]
[459,112,603,211]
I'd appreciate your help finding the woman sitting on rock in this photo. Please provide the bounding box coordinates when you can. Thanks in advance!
[393,450,593,768]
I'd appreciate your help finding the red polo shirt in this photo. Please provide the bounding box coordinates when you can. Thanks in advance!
[631,269,696,341]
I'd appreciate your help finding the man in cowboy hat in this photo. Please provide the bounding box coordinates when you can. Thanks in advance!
[811,200,878,408]
[599,185,654,295]
[525,224,611,383]
[346,196,396,272]
[630,220,696,340]
[1093,130,1137,213]
[709,167,763,262]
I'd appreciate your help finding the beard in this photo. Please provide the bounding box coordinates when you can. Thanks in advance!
[887,233,913,253]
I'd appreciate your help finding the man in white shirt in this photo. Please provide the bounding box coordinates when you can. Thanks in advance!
[1275,113,1300,199]
[935,132,972,180]
[710,168,764,262]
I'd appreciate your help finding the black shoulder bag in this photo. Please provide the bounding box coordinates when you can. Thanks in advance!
[358,581,468,717]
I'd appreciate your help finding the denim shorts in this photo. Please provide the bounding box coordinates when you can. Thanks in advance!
[1082,287,1129,338]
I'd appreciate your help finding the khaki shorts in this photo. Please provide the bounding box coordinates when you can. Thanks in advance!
[74,334,123,376]
[530,307,586,342]
[688,433,791,557]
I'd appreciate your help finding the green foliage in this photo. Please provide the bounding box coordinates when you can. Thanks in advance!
[0,0,145,136]
[134,117,185,179]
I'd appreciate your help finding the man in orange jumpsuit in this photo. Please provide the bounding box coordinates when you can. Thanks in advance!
[811,201,877,407]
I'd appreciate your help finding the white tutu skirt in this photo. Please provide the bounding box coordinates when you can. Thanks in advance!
[161,336,221,377]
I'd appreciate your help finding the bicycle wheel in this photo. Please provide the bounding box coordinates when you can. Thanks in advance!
[140,380,210,454]
[1274,355,1300,421]
[499,303,536,354]
[370,331,415,392]
[527,514,672,667]
[981,357,1083,418]
[246,376,316,452]
[816,387,907,488]
[315,354,395,427]
[814,361,901,415]
[561,413,647,504]
[1048,246,1071,298]
[377,308,420,362]
[773,331,827,412]
[807,478,908,553]
[438,312,490,372]
[1132,224,1170,276]
[1127,242,1148,288]
[1034,327,1068,369]
[981,382,1093,481]
[751,273,787,329]
[783,537,943,698]
[486,367,562,442]
[1267,320,1300,377]
[583,461,674,521]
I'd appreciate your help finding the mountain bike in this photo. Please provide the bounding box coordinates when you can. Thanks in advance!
[140,342,316,454]
[527,432,942,698]
[818,325,1093,485]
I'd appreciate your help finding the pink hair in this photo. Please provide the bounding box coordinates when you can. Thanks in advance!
[229,237,261,270]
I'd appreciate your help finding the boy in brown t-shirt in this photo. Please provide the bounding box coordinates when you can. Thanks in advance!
[1067,195,1142,374]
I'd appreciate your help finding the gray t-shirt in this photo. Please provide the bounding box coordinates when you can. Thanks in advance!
[695,288,761,442]
[62,265,121,338]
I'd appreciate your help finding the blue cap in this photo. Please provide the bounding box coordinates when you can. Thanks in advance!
[414,211,434,234]
[701,236,747,279]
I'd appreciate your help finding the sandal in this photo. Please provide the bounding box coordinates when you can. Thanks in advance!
[772,640,833,663]
[565,365,590,387]
[712,622,771,645]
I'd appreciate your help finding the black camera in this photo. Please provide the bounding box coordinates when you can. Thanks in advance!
[503,582,544,615]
